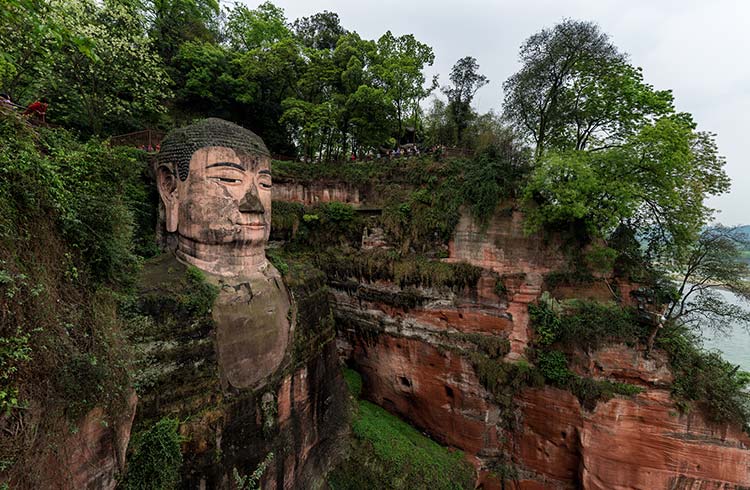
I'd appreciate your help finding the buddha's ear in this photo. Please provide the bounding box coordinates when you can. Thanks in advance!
[157,165,179,233]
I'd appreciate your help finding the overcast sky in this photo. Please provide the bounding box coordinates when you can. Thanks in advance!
[245,0,749,225]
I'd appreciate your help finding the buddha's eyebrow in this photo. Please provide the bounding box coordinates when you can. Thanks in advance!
[206,162,245,171]
[259,169,271,176]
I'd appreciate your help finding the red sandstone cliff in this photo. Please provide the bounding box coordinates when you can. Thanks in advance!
[330,205,750,489]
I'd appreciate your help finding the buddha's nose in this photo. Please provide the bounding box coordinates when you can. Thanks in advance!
[239,186,265,214]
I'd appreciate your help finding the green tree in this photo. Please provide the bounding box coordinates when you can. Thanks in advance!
[346,85,393,153]
[441,56,488,145]
[665,226,750,333]
[292,11,346,51]
[144,0,219,65]
[522,115,730,255]
[503,19,673,158]
[225,1,291,52]
[32,0,171,135]
[422,98,454,146]
[170,40,238,121]
[0,0,97,103]
[236,36,305,153]
[372,31,436,143]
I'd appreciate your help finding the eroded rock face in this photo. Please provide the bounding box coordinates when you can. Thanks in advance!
[45,393,138,490]
[273,180,361,206]
[343,323,750,489]
[328,206,750,489]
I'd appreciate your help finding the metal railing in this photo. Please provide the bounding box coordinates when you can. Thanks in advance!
[110,129,166,149]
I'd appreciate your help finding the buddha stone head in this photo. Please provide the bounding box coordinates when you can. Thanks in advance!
[156,118,273,276]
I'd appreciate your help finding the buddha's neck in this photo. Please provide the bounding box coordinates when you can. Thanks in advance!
[176,236,268,278]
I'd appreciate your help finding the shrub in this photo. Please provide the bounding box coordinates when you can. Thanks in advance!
[558,300,643,350]
[314,248,481,293]
[530,298,644,351]
[658,324,750,427]
[536,350,573,386]
[124,417,183,489]
[0,116,139,479]
[528,301,562,347]
[270,201,304,241]
[569,377,643,410]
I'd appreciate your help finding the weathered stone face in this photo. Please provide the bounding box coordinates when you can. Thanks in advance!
[177,147,271,248]
[156,119,273,276]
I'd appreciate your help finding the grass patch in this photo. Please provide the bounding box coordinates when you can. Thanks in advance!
[329,369,475,489]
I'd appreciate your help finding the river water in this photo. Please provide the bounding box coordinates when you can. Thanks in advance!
[699,288,750,372]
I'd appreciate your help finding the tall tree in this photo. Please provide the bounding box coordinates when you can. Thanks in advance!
[522,115,730,255]
[225,1,291,52]
[442,56,488,145]
[503,19,673,158]
[665,226,750,333]
[145,0,219,65]
[372,31,435,143]
[36,0,171,135]
[292,11,346,51]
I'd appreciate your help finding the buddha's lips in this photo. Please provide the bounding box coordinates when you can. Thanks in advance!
[238,223,265,229]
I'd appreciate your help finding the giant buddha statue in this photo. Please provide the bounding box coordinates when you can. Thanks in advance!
[156,118,290,389]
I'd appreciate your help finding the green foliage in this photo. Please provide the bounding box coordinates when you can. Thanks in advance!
[0,329,31,415]
[569,377,644,411]
[2,0,171,135]
[124,417,183,490]
[266,249,289,276]
[226,2,290,51]
[531,296,645,350]
[460,141,529,224]
[558,301,643,351]
[442,56,489,144]
[0,116,143,481]
[181,266,219,317]
[523,117,729,254]
[271,159,400,184]
[657,325,750,427]
[503,19,673,156]
[493,279,507,297]
[56,353,110,420]
[528,297,562,347]
[535,350,573,386]
[372,30,436,141]
[343,367,363,398]
[455,333,510,360]
[315,248,481,293]
[468,355,543,423]
[233,452,275,490]
[270,201,305,241]
[299,202,363,246]
[330,369,475,490]
[529,299,645,409]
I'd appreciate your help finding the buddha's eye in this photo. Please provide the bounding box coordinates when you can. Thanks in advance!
[258,175,272,189]
[210,176,242,184]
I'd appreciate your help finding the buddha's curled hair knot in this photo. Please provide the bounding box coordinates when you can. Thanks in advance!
[158,118,270,181]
